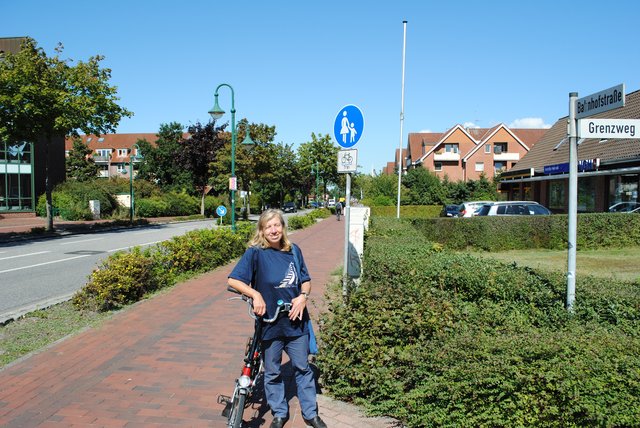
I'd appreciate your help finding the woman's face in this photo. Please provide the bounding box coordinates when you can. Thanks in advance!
[262,216,283,248]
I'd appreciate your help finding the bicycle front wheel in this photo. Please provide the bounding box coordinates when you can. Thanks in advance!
[228,391,247,428]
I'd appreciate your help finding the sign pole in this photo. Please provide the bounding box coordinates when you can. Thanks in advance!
[342,173,351,300]
[396,20,407,219]
[567,92,578,312]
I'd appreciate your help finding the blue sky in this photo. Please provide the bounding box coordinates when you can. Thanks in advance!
[5,0,640,174]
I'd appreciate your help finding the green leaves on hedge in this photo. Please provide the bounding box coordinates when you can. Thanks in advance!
[318,218,640,427]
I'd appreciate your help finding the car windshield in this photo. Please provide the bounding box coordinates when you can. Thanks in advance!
[476,204,492,216]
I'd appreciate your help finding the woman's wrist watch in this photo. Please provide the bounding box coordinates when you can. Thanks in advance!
[300,291,309,300]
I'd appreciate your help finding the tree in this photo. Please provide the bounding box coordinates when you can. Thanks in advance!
[403,167,446,205]
[136,122,193,192]
[298,133,339,202]
[0,38,132,230]
[176,121,226,215]
[65,137,99,181]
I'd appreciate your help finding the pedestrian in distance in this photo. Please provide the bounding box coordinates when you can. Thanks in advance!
[335,200,343,221]
[227,209,327,428]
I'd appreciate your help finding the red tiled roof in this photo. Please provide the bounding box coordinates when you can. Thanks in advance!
[510,89,640,173]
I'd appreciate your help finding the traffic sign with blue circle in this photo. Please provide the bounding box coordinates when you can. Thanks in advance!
[334,105,364,148]
[216,205,227,217]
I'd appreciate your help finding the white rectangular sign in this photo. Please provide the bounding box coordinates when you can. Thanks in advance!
[578,119,640,139]
[337,149,358,173]
[576,84,625,119]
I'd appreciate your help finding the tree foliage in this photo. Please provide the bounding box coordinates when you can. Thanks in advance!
[0,37,131,230]
[65,138,99,181]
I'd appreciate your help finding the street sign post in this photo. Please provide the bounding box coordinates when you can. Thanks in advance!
[576,84,625,119]
[337,149,358,173]
[216,205,227,226]
[333,105,364,299]
[578,118,639,139]
[334,105,364,148]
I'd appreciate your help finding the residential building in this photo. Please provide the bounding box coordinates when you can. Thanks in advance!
[500,88,640,213]
[65,134,162,179]
[404,124,546,182]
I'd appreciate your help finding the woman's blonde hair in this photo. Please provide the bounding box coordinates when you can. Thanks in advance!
[248,209,292,251]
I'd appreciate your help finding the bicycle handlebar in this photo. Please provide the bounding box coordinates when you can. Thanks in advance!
[227,286,292,323]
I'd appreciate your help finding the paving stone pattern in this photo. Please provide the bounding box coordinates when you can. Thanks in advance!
[0,216,401,427]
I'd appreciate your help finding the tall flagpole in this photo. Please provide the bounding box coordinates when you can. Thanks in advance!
[396,20,407,218]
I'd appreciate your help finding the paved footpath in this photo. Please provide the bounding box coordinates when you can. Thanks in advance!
[0,216,400,428]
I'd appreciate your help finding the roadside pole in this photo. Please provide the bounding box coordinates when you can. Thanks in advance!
[566,92,578,311]
[342,173,351,299]
[333,105,363,301]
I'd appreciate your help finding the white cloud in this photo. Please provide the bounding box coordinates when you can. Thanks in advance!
[509,117,552,129]
[463,121,480,129]
[418,128,433,133]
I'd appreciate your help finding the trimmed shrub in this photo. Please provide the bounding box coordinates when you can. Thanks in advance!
[370,205,442,218]
[318,217,640,427]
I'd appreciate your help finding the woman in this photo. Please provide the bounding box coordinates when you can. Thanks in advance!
[227,209,326,428]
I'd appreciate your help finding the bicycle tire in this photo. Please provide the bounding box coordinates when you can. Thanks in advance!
[228,390,247,428]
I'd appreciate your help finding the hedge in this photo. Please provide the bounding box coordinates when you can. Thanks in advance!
[318,217,640,427]
[409,212,640,251]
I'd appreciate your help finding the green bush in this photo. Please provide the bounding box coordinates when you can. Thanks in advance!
[72,248,156,311]
[410,212,640,251]
[370,205,442,218]
[318,217,640,427]
[288,214,314,230]
[36,180,118,220]
[73,224,253,311]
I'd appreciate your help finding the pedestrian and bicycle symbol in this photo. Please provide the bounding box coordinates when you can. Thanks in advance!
[334,105,364,148]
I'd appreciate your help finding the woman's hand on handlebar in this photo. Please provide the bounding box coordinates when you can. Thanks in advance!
[289,294,306,321]
[252,293,267,317]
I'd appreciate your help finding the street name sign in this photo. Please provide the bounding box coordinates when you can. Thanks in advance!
[578,118,640,139]
[576,84,625,119]
[334,105,364,148]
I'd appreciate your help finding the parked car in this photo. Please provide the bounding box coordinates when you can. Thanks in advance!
[608,202,640,212]
[476,201,552,216]
[282,202,297,213]
[441,204,461,217]
[459,201,493,217]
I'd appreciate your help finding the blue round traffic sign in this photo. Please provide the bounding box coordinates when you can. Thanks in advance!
[334,105,364,148]
[216,205,227,217]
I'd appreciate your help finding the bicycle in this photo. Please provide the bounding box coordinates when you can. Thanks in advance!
[218,287,292,428]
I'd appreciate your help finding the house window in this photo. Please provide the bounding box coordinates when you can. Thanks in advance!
[494,161,506,173]
[475,162,484,172]
[116,164,127,174]
[494,143,507,154]
[434,162,442,171]
[444,143,459,154]
[117,149,127,157]
[95,149,110,157]
[484,144,491,154]
[548,180,566,210]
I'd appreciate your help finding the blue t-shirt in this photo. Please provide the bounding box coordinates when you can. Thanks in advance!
[229,244,311,341]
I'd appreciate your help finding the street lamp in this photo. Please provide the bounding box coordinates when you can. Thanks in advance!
[209,83,253,232]
[129,144,143,224]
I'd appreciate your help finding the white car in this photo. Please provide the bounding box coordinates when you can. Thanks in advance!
[475,201,552,216]
[459,201,493,217]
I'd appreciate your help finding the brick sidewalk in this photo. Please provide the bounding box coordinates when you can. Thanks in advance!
[0,217,399,427]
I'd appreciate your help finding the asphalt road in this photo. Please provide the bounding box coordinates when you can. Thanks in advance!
[0,219,219,323]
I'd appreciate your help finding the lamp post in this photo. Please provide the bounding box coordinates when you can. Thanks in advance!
[208,84,253,232]
[128,144,143,224]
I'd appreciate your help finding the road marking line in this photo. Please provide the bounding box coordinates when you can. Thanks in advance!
[108,240,165,253]
[0,251,50,261]
[59,237,103,245]
[0,254,91,274]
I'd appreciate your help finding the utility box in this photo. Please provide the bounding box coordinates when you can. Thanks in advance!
[89,200,101,220]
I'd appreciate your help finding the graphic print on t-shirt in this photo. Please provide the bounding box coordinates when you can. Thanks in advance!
[276,262,298,288]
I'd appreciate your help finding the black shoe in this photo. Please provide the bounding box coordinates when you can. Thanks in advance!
[303,415,327,428]
[270,416,287,428]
